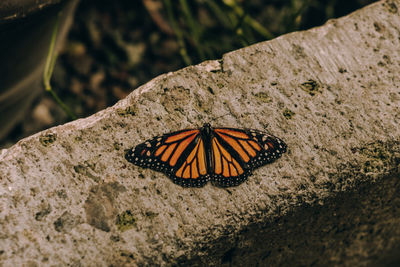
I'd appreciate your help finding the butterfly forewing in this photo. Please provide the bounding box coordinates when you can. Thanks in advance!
[125,129,209,187]
[211,136,249,187]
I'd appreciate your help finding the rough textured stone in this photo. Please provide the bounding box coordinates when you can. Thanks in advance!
[1,0,400,266]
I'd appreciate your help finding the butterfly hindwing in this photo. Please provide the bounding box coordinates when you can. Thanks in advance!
[211,128,287,187]
[173,135,210,187]
[125,129,210,187]
[210,135,250,187]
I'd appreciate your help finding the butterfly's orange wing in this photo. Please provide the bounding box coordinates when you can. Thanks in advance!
[211,128,287,187]
[125,128,210,187]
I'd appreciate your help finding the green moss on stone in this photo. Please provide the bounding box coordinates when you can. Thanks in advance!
[113,142,121,150]
[254,92,272,103]
[301,79,321,96]
[116,210,136,232]
[39,133,57,147]
[359,142,391,173]
[283,108,295,119]
[359,143,390,160]
[117,105,138,116]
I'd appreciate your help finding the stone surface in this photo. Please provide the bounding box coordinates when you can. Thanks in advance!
[1,0,400,266]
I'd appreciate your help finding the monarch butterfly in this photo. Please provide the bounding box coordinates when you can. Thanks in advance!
[125,123,287,187]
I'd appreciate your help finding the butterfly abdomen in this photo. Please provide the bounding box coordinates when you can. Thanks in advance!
[199,123,214,174]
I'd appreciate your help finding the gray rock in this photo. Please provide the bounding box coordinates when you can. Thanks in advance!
[1,0,400,266]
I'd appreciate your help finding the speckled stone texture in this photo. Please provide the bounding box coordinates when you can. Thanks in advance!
[1,0,400,266]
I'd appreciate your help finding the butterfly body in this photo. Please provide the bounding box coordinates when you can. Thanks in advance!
[125,123,287,187]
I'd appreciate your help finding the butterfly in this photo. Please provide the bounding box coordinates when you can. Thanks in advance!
[125,123,287,187]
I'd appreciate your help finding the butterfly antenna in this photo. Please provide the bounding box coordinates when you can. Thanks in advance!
[189,110,230,126]
[210,112,231,123]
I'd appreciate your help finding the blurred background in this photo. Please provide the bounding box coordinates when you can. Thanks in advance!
[0,0,376,148]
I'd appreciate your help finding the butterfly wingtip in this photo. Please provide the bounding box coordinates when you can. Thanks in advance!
[275,137,288,153]
[125,148,136,163]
